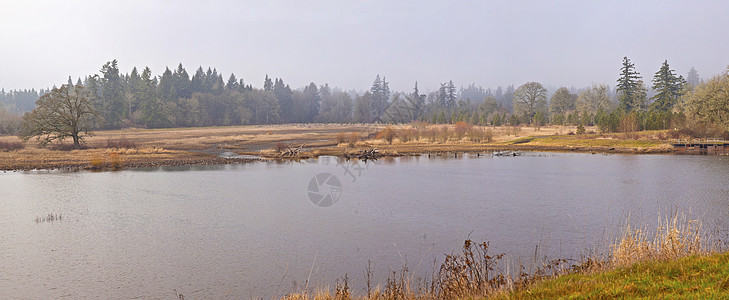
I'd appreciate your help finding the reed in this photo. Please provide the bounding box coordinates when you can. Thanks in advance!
[35,213,62,223]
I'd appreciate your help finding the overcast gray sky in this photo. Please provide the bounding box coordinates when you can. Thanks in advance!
[1,0,727,92]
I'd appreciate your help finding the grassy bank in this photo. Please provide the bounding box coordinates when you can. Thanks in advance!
[500,252,729,299]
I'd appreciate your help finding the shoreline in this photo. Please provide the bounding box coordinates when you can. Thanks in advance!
[1,123,715,172]
[0,143,679,172]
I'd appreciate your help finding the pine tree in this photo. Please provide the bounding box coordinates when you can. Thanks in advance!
[273,78,293,122]
[190,67,205,93]
[651,60,686,111]
[263,74,273,91]
[405,82,425,120]
[99,59,126,128]
[128,67,142,117]
[139,67,168,128]
[226,73,239,90]
[303,82,320,122]
[492,113,501,126]
[470,112,480,125]
[369,75,390,121]
[446,80,457,110]
[616,56,643,111]
[172,63,191,98]
[157,67,176,101]
[686,67,702,88]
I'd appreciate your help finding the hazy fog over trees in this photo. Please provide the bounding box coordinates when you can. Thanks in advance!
[4,56,729,141]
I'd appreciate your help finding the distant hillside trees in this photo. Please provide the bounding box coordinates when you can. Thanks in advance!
[4,58,728,139]
[0,88,49,113]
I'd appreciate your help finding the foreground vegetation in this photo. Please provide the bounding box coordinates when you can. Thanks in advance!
[502,252,729,299]
[280,213,726,299]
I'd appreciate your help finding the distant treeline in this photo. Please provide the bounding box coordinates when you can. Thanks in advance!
[0,89,49,114]
[3,58,728,138]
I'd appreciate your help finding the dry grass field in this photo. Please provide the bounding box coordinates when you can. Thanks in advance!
[0,123,674,170]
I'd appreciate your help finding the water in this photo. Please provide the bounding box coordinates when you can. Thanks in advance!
[1,153,728,298]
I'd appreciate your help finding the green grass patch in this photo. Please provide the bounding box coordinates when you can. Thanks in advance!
[508,136,536,145]
[500,252,729,299]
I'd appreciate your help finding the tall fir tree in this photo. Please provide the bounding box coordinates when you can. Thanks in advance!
[273,78,293,122]
[226,73,239,90]
[686,67,702,88]
[263,75,273,91]
[369,75,390,121]
[616,56,643,111]
[99,59,126,128]
[651,60,686,111]
[172,63,191,98]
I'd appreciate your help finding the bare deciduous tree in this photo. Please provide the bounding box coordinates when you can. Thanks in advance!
[513,81,547,124]
[20,84,96,148]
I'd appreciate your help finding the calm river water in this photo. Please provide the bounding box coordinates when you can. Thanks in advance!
[1,153,728,298]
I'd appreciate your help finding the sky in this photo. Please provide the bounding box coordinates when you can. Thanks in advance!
[1,0,728,93]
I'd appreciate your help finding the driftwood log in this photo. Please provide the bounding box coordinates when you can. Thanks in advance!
[344,148,380,161]
[281,145,303,157]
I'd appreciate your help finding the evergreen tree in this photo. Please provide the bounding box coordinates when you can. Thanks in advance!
[446,80,457,110]
[226,73,239,90]
[173,63,191,98]
[369,75,390,121]
[651,60,686,111]
[469,112,480,125]
[127,67,142,118]
[157,67,176,101]
[99,59,126,128]
[686,67,702,88]
[273,78,294,122]
[502,85,515,112]
[263,74,273,91]
[403,82,425,121]
[436,81,457,111]
[138,67,168,128]
[616,56,643,111]
[303,82,321,122]
[190,67,206,93]
[492,113,501,126]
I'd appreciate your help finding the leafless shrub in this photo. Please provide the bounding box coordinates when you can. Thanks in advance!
[106,136,136,148]
[0,141,24,151]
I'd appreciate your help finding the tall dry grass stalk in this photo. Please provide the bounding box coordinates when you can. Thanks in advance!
[611,212,708,266]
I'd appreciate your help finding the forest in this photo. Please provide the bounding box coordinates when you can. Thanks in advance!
[2,58,727,139]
